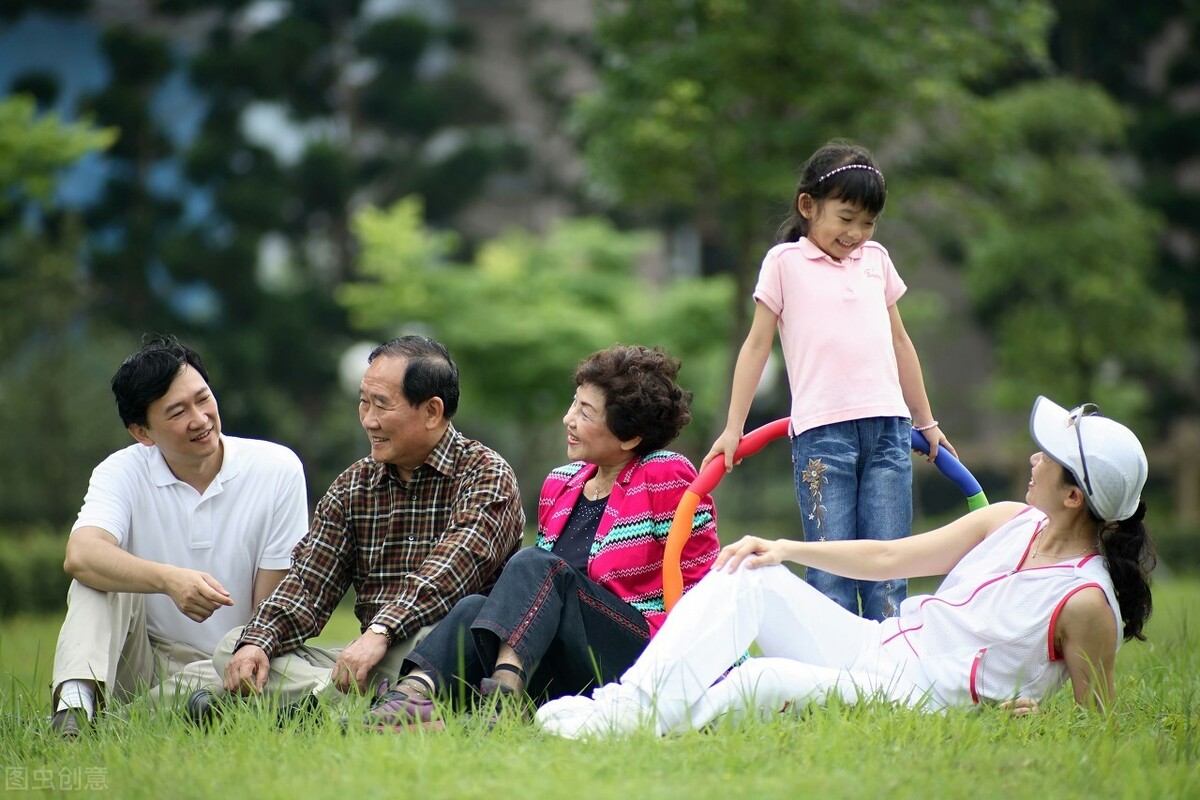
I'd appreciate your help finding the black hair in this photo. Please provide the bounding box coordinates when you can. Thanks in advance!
[367,335,460,419]
[574,345,692,456]
[1060,469,1155,641]
[776,138,887,244]
[111,334,210,428]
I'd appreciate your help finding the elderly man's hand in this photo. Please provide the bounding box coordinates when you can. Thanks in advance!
[332,630,390,694]
[225,644,270,694]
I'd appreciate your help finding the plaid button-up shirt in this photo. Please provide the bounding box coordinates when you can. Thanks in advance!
[237,425,524,657]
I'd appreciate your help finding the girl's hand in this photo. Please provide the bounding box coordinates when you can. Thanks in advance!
[714,536,785,572]
[701,430,744,473]
[999,697,1042,717]
[919,425,957,462]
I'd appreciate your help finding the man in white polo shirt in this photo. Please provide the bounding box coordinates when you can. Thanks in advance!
[49,334,308,736]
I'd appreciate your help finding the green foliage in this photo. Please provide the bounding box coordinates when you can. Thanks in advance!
[341,197,733,453]
[0,96,126,525]
[911,78,1188,420]
[576,0,1052,220]
[0,530,69,618]
[0,96,115,213]
[14,2,527,508]
[570,0,1072,423]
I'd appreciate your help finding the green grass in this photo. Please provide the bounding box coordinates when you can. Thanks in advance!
[2,582,1199,799]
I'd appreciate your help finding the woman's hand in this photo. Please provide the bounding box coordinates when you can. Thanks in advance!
[999,697,1042,717]
[714,536,787,572]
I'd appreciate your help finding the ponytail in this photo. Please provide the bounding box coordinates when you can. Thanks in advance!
[1062,471,1155,641]
[1098,501,1156,641]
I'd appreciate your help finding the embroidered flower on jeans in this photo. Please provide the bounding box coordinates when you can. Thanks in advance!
[801,458,828,531]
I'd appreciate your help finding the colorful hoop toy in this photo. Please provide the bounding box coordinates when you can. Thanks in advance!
[662,420,989,611]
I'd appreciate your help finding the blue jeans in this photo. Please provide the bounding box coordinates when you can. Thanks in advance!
[791,417,913,620]
[403,547,650,705]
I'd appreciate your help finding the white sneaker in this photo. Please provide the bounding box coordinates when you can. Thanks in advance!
[536,694,597,738]
[537,685,652,739]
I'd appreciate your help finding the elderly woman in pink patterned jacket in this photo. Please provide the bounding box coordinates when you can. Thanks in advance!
[364,344,719,730]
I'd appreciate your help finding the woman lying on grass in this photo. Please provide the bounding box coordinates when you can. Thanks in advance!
[538,396,1156,738]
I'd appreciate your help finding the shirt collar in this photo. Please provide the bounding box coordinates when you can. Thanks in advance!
[797,236,863,267]
[370,424,460,487]
[148,434,234,490]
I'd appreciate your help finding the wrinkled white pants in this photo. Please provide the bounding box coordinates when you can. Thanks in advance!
[619,565,934,733]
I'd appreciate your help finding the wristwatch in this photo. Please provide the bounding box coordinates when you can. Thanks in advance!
[367,623,392,643]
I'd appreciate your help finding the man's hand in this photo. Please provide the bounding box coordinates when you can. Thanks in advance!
[331,630,390,694]
[714,535,786,573]
[225,644,271,694]
[164,567,233,622]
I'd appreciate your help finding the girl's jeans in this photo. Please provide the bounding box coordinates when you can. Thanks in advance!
[790,416,913,620]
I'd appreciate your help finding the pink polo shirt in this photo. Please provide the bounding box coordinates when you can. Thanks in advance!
[754,237,910,436]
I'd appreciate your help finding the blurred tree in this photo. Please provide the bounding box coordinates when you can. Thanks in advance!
[1048,2,1199,406]
[1046,1,1200,520]
[164,0,520,492]
[340,197,733,481]
[573,0,1186,425]
[572,0,1054,344]
[0,95,112,216]
[910,79,1187,419]
[0,95,126,526]
[16,2,522,496]
[79,24,181,334]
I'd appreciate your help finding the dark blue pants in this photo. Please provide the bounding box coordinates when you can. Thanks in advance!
[403,548,651,705]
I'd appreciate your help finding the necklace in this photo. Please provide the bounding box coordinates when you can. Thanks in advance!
[586,472,617,501]
[1030,530,1098,561]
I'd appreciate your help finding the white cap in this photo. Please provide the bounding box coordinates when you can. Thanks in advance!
[1029,396,1148,522]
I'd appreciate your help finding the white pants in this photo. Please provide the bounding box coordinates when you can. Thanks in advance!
[620,565,933,733]
[51,580,221,708]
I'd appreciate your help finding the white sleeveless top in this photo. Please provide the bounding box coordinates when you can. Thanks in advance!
[878,507,1121,706]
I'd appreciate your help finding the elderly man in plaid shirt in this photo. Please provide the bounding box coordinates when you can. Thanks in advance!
[208,336,524,715]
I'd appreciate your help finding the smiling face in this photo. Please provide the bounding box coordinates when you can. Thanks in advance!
[1026,451,1073,512]
[799,195,878,260]
[359,354,444,473]
[130,364,222,467]
[563,383,640,468]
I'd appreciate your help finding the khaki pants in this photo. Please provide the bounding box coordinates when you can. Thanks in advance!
[212,624,433,705]
[51,580,222,709]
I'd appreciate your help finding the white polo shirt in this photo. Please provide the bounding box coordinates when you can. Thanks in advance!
[72,435,309,654]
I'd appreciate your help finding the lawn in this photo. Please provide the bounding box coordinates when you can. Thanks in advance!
[1,581,1198,799]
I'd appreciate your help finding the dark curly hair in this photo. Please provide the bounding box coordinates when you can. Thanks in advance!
[574,345,693,456]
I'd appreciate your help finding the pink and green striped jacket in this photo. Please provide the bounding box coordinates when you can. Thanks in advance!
[536,451,719,635]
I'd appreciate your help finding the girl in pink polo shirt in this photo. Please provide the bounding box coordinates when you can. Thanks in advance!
[704,139,954,621]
